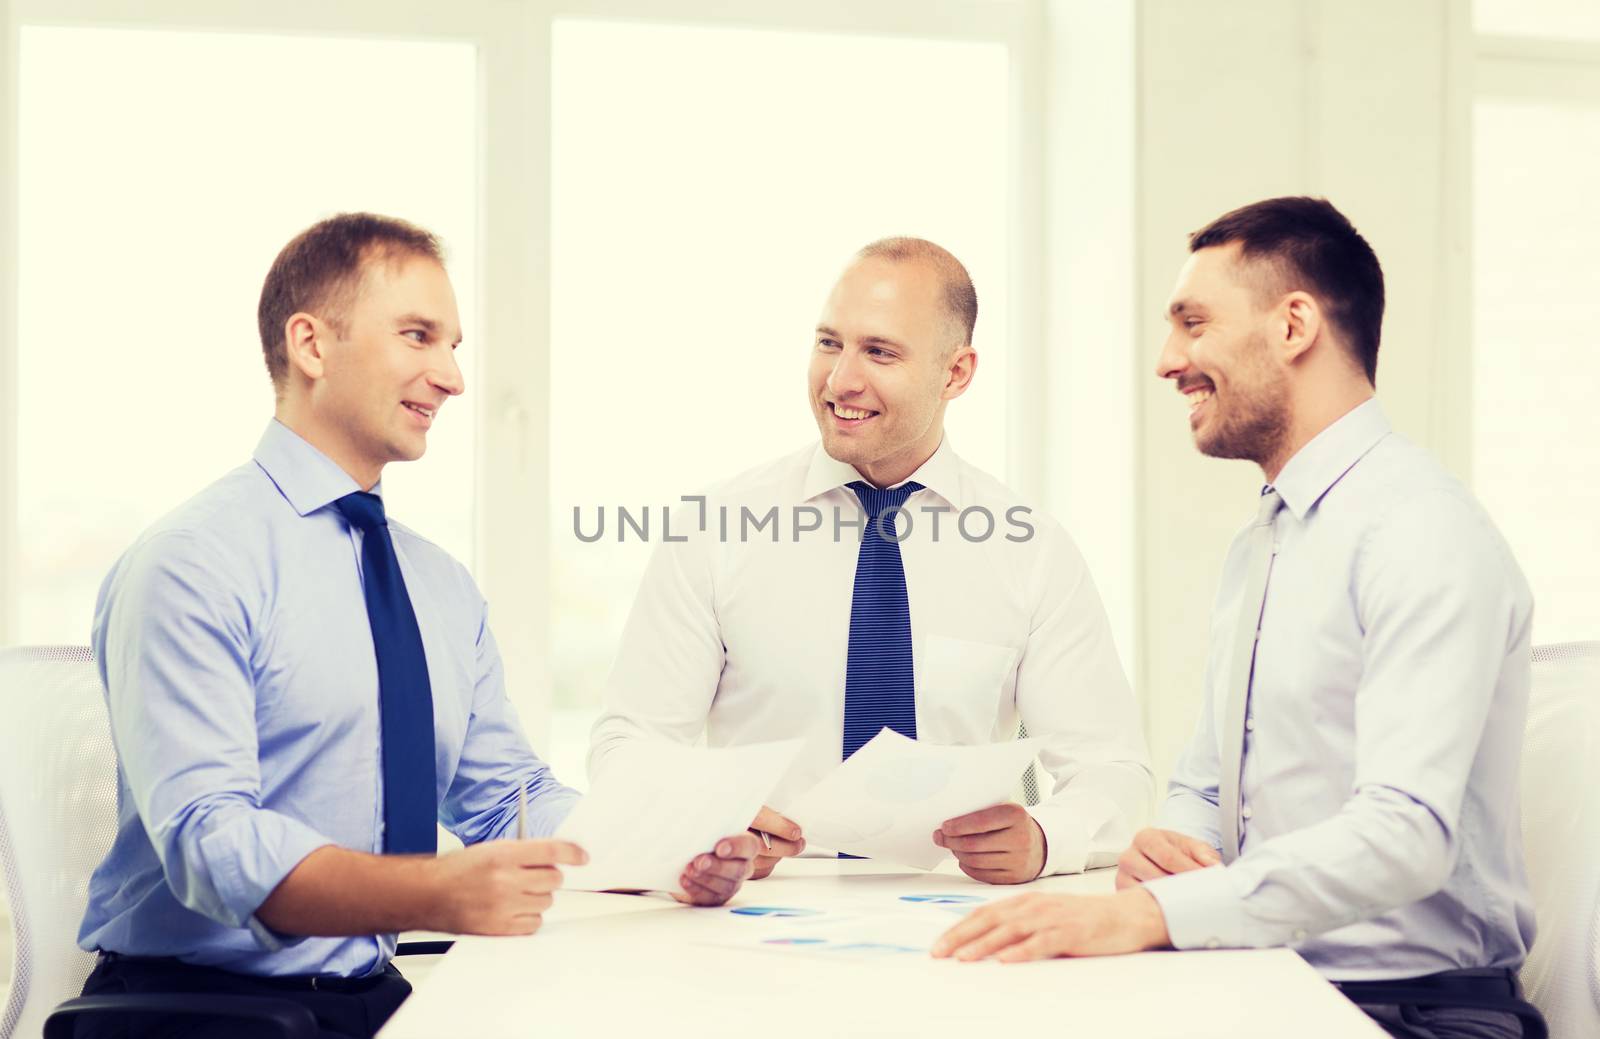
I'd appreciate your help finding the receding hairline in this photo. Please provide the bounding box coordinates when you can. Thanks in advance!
[849,236,978,353]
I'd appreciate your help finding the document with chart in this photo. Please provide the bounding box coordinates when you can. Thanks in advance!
[778,729,1040,869]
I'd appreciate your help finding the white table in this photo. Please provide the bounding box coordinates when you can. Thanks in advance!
[380,859,1385,1038]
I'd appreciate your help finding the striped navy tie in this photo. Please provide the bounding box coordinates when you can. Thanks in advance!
[335,491,438,855]
[842,479,923,761]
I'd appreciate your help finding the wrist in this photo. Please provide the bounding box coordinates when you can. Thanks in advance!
[414,854,454,933]
[1119,886,1171,950]
[1029,817,1049,880]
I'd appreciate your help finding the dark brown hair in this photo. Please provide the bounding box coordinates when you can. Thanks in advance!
[1190,197,1384,384]
[257,213,444,391]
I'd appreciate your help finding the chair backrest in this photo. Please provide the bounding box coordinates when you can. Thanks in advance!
[1520,641,1600,1039]
[0,647,119,1039]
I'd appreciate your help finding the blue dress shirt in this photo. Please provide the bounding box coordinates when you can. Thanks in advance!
[79,420,580,977]
[1146,399,1537,981]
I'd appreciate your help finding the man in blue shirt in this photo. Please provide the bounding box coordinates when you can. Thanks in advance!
[77,213,759,1037]
[932,198,1545,1038]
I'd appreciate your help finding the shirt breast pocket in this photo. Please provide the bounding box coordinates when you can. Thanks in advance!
[917,634,1018,744]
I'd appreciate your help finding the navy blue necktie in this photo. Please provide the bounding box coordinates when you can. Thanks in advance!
[335,492,438,855]
[842,480,923,761]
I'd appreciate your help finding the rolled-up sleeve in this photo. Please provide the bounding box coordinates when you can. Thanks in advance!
[97,533,332,950]
[440,609,582,844]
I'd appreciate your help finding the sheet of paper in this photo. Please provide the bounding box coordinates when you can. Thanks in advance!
[555,738,802,893]
[778,730,1040,870]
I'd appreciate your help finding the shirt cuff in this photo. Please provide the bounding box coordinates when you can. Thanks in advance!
[1030,794,1094,877]
[198,810,333,950]
[1142,865,1257,950]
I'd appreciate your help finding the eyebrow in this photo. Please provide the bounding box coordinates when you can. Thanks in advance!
[814,325,906,350]
[398,313,463,346]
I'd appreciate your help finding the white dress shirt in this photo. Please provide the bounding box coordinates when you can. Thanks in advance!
[589,438,1152,876]
[1146,399,1537,980]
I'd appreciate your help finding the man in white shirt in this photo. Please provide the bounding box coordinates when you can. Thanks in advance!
[931,198,1543,1038]
[589,238,1152,884]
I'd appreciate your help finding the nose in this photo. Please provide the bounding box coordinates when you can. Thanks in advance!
[826,347,867,398]
[1155,328,1189,382]
[432,348,465,397]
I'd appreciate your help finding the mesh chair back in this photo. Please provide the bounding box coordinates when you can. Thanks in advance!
[0,647,119,1039]
[1520,641,1600,1039]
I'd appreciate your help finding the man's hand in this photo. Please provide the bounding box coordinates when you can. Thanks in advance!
[431,839,588,936]
[933,803,1046,885]
[675,833,761,906]
[931,888,1170,962]
[1115,827,1220,890]
[748,805,806,880]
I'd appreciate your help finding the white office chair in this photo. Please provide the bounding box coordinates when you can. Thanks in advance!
[0,646,122,1039]
[1519,641,1600,1039]
[0,646,323,1038]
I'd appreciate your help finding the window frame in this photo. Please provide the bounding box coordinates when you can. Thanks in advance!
[0,0,1069,748]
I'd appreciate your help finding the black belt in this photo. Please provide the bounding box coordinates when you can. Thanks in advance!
[1335,968,1547,1039]
[96,950,395,994]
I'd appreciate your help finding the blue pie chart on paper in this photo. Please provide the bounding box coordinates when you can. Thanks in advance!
[763,937,827,945]
[900,894,985,904]
[730,906,823,918]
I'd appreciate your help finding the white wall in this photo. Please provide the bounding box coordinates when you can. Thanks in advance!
[1133,0,1472,781]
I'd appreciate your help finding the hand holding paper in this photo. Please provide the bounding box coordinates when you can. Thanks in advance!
[779,729,1040,870]
[556,739,802,896]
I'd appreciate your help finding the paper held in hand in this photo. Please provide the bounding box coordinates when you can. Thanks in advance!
[779,729,1040,870]
[556,738,803,893]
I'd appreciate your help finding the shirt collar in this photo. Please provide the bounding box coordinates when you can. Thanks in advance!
[252,419,372,518]
[800,435,966,509]
[1272,397,1391,520]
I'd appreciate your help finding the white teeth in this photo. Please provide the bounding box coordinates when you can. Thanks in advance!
[834,405,874,420]
[404,403,433,418]
[1186,390,1213,410]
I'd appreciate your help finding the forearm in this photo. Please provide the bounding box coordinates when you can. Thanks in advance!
[1146,785,1452,949]
[256,846,443,937]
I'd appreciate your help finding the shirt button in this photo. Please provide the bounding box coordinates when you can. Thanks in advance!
[1241,806,1253,820]
[1245,717,1255,731]
[1292,929,1308,942]
[1205,939,1221,950]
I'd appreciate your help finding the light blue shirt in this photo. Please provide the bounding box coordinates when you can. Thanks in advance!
[1146,399,1537,981]
[79,420,580,977]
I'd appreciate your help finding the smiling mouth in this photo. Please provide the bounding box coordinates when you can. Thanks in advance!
[827,401,879,425]
[402,401,436,423]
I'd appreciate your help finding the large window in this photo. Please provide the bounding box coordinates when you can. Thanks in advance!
[4,2,1051,791]
[1474,6,1600,643]
[547,19,1012,729]
[15,26,479,644]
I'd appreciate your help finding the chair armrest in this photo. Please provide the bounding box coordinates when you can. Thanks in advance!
[396,940,454,956]
[44,993,318,1039]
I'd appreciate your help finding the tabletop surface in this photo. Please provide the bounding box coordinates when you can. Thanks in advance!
[379,858,1385,1038]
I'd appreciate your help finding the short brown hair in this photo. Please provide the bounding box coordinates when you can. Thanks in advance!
[257,213,445,391]
[1190,196,1384,384]
[857,236,979,350]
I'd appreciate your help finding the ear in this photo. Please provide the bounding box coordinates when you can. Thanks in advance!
[283,312,329,383]
[942,345,978,401]
[1278,291,1321,366]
